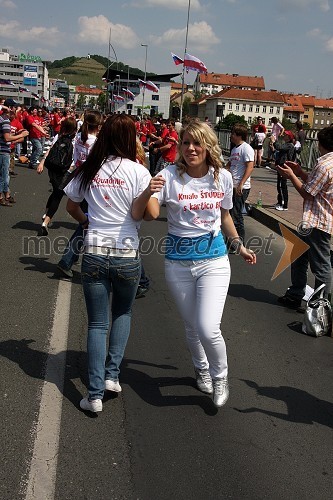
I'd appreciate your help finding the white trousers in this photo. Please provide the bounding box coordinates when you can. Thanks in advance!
[165,256,231,379]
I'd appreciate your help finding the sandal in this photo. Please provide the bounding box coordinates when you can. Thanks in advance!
[0,198,12,207]
[5,196,16,203]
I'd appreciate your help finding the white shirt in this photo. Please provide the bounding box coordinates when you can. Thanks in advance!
[64,156,151,249]
[152,165,233,238]
[73,132,97,167]
[229,142,254,189]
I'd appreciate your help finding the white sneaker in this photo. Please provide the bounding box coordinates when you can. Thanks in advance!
[80,397,103,412]
[105,379,122,392]
[212,377,229,408]
[195,369,213,394]
[275,204,284,211]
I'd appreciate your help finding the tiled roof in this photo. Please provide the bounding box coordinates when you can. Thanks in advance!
[76,86,103,95]
[314,98,333,109]
[282,93,305,112]
[207,88,284,103]
[199,73,265,89]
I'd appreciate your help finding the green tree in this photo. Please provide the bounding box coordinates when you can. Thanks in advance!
[88,97,97,108]
[76,93,85,109]
[182,96,191,116]
[97,92,106,111]
[216,113,247,130]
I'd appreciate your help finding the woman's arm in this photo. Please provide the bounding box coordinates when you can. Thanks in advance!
[131,176,165,221]
[66,199,89,228]
[221,209,256,264]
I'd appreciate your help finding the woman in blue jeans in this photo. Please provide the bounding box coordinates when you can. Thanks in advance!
[64,115,151,413]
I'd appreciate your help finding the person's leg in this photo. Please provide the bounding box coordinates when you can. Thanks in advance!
[105,256,141,382]
[45,186,64,219]
[281,177,288,209]
[58,224,84,271]
[257,147,263,167]
[165,260,209,371]
[30,138,43,167]
[81,254,111,400]
[194,257,231,379]
[308,229,332,298]
[230,188,250,242]
[276,174,283,206]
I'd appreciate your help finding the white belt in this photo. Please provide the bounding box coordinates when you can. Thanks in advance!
[85,245,138,258]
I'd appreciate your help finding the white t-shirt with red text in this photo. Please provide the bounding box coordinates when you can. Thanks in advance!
[73,132,97,167]
[229,142,254,189]
[152,165,233,238]
[64,156,151,249]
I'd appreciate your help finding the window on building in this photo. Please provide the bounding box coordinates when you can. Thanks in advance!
[262,106,266,113]
[327,120,330,125]
[314,119,318,124]
[236,103,239,111]
[321,120,324,124]
[228,103,232,110]
[304,114,308,118]
[256,105,260,113]
[249,105,253,112]
[315,112,319,116]
[269,106,274,113]
[328,112,331,116]
[248,117,252,123]
[242,104,246,112]
[276,107,280,113]
[322,112,325,116]
[152,95,159,101]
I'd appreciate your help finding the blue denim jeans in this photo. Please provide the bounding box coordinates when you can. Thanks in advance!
[0,153,10,193]
[230,188,250,242]
[30,138,43,166]
[81,253,141,400]
[58,224,84,270]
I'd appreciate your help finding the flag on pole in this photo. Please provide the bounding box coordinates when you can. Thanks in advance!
[114,95,125,102]
[19,86,29,93]
[0,78,16,86]
[138,79,159,92]
[171,53,184,66]
[184,53,208,74]
[31,92,40,99]
[122,88,135,100]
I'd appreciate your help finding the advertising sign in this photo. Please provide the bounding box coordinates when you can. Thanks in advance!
[23,65,38,86]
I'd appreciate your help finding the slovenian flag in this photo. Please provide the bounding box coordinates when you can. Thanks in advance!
[0,78,16,86]
[31,92,40,99]
[184,53,207,74]
[139,79,159,92]
[19,86,29,93]
[122,88,135,100]
[171,53,184,66]
[114,95,125,102]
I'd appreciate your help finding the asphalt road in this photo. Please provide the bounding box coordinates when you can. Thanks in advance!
[0,165,332,500]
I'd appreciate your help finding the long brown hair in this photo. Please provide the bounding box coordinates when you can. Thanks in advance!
[77,114,137,190]
[80,110,103,144]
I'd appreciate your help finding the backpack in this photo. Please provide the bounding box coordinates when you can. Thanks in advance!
[44,135,73,172]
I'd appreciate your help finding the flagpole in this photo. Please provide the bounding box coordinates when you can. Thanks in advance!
[180,0,191,122]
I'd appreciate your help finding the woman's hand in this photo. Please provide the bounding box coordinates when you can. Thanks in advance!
[36,161,44,174]
[239,246,257,264]
[145,175,165,196]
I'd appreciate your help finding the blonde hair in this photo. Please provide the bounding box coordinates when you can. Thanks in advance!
[136,137,147,167]
[176,120,223,184]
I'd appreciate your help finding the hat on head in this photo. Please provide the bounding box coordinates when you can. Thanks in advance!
[284,130,294,141]
[4,98,19,108]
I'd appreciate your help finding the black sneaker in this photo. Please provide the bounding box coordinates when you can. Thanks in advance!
[277,295,302,310]
[136,286,149,299]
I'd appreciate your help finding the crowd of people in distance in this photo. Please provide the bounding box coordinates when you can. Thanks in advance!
[1,101,332,415]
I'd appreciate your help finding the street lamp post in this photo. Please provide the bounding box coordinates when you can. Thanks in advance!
[141,43,148,117]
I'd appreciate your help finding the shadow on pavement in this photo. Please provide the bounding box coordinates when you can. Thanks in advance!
[228,283,278,305]
[235,379,333,429]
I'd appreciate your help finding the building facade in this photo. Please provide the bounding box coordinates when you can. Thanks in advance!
[0,48,49,105]
[193,73,265,96]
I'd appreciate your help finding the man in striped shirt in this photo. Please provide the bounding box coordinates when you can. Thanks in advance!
[276,126,333,308]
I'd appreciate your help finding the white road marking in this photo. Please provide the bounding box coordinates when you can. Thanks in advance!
[24,279,72,500]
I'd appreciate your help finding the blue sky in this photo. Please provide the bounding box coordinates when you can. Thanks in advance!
[0,0,333,97]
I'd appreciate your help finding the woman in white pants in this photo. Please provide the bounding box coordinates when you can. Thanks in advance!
[132,120,256,408]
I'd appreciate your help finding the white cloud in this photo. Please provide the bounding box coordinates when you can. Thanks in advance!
[275,73,287,81]
[0,0,17,8]
[130,0,202,10]
[150,21,219,51]
[279,0,330,12]
[77,15,140,49]
[325,37,333,51]
[307,28,322,38]
[0,20,60,45]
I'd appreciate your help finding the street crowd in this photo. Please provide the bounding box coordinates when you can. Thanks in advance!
[0,100,332,413]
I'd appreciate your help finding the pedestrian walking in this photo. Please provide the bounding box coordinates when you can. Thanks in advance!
[132,120,256,408]
[64,114,151,413]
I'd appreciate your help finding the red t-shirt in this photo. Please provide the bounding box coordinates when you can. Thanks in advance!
[10,118,23,150]
[26,115,44,139]
[162,130,178,162]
